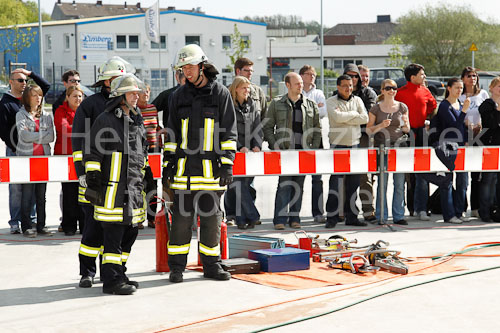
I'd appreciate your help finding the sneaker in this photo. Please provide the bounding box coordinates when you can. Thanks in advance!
[254,220,262,225]
[290,221,301,229]
[364,215,377,223]
[460,215,470,222]
[418,211,430,221]
[237,224,247,230]
[37,228,54,236]
[446,216,462,224]
[79,276,94,288]
[313,215,326,223]
[23,229,36,238]
[169,270,184,283]
[471,209,479,217]
[345,219,368,227]
[10,225,21,234]
[246,221,257,229]
[274,223,285,230]
[58,224,63,232]
[103,282,136,295]
[225,220,236,226]
[394,219,408,225]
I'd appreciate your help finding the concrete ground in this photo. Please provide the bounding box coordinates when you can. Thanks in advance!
[1,141,500,332]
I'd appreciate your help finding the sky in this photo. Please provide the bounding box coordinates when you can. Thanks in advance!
[39,0,500,26]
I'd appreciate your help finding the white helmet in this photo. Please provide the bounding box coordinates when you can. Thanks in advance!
[110,74,144,97]
[175,44,208,69]
[97,56,135,81]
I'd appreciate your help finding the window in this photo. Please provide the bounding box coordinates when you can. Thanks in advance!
[64,34,70,50]
[46,35,52,51]
[116,35,139,49]
[151,35,167,49]
[241,35,250,48]
[355,60,362,65]
[222,35,231,49]
[117,35,127,49]
[333,60,342,69]
[185,35,200,45]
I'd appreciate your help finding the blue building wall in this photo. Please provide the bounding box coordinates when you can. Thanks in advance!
[0,26,40,72]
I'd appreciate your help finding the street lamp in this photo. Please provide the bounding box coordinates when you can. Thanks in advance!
[268,37,276,99]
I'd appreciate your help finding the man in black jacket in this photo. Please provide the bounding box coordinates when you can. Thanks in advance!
[0,68,50,234]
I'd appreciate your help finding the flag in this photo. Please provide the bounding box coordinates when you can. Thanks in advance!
[145,1,160,44]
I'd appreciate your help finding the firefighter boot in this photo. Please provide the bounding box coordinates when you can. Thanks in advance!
[169,270,184,283]
[103,282,136,295]
[203,263,231,281]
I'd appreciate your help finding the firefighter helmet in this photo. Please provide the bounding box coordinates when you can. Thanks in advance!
[110,74,143,97]
[175,44,208,69]
[97,56,135,81]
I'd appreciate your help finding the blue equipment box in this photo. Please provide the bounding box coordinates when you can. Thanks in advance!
[228,234,285,259]
[248,248,310,272]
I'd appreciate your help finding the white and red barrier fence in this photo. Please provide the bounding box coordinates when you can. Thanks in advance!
[1,147,500,184]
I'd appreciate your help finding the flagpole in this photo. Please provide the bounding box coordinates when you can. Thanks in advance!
[158,1,162,91]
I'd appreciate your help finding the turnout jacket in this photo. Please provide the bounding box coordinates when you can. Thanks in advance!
[84,106,148,224]
[72,86,110,203]
[163,79,237,191]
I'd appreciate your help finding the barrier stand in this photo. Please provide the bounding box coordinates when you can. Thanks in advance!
[378,144,396,232]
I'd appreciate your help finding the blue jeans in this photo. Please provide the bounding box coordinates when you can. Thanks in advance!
[273,176,305,225]
[7,146,22,227]
[311,175,324,217]
[224,178,256,218]
[21,183,46,232]
[325,145,360,223]
[453,172,469,217]
[226,177,260,226]
[414,174,429,213]
[376,173,405,222]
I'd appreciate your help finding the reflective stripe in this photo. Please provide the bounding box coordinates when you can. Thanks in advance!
[180,118,189,149]
[173,175,219,184]
[94,214,123,222]
[203,118,214,151]
[190,183,226,191]
[220,157,233,165]
[220,140,237,151]
[199,243,220,256]
[162,161,169,168]
[202,159,213,178]
[94,205,123,222]
[176,158,186,177]
[121,252,130,263]
[104,183,118,209]
[85,161,101,172]
[73,151,83,162]
[109,152,122,182]
[164,142,177,152]
[78,186,90,204]
[79,244,101,258]
[95,206,123,215]
[168,242,190,255]
[102,253,122,265]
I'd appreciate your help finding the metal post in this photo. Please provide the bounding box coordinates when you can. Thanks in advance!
[378,144,396,232]
[37,0,43,75]
[269,38,273,99]
[472,50,475,68]
[320,0,324,92]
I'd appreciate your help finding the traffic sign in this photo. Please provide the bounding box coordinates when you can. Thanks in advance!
[469,43,478,52]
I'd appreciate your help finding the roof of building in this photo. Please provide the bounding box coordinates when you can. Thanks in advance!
[324,21,396,45]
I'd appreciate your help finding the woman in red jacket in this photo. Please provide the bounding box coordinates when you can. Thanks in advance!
[55,86,85,236]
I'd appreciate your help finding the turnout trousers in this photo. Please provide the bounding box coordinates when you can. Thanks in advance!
[78,204,103,278]
[101,223,139,288]
[168,190,223,273]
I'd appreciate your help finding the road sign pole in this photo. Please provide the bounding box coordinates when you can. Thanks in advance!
[472,50,475,68]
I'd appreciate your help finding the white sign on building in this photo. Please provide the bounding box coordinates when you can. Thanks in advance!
[80,33,113,50]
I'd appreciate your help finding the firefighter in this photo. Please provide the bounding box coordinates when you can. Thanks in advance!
[72,56,134,288]
[84,73,153,295]
[163,44,237,283]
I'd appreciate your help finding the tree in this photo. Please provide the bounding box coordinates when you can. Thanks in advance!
[224,24,251,72]
[384,35,408,68]
[395,4,500,76]
[241,15,324,35]
[0,0,51,26]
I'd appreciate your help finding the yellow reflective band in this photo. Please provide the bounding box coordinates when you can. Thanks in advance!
[180,118,189,149]
[94,214,123,222]
[95,206,123,215]
[109,152,122,182]
[220,140,237,151]
[121,252,130,263]
[102,253,122,265]
[202,159,213,178]
[190,183,226,191]
[203,118,214,151]
[164,142,177,152]
[78,186,91,203]
[162,161,169,168]
[220,157,233,165]
[104,183,118,209]
[170,183,188,190]
[172,176,219,184]
[100,246,104,255]
[176,158,186,177]
[168,242,190,255]
[73,151,83,162]
[199,243,220,257]
[85,161,101,172]
[79,244,101,258]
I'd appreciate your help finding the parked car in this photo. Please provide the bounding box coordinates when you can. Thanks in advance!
[0,84,9,99]
[44,82,95,105]
[369,67,446,98]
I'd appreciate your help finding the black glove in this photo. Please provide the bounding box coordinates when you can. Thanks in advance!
[162,162,175,187]
[144,166,156,195]
[85,171,104,206]
[219,165,233,186]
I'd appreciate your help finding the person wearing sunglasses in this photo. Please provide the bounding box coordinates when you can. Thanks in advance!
[52,70,82,117]
[366,79,410,225]
[459,67,489,219]
[0,68,50,235]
